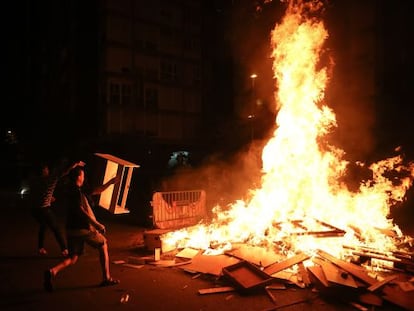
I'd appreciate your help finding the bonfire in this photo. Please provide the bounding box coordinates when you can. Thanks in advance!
[162,0,414,263]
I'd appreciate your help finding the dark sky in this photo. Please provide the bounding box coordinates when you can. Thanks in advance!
[3,2,32,134]
[2,0,414,159]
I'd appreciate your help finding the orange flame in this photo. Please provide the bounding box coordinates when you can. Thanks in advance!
[162,0,414,259]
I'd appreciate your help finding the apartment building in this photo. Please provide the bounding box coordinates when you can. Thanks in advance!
[24,0,222,156]
[100,0,208,142]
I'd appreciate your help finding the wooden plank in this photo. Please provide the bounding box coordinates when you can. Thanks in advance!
[198,286,235,295]
[367,274,399,292]
[352,251,411,266]
[307,265,329,287]
[265,284,286,290]
[313,257,358,288]
[314,218,345,233]
[289,219,345,237]
[344,244,414,262]
[171,260,192,267]
[180,253,239,276]
[175,248,199,259]
[316,249,377,286]
[225,245,281,267]
[290,230,345,237]
[298,262,311,286]
[264,253,311,276]
[265,288,277,304]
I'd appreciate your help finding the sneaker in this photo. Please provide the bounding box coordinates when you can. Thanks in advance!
[61,249,69,257]
[44,270,53,292]
[38,248,48,255]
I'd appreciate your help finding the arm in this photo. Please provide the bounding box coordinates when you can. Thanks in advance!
[90,176,120,196]
[78,193,106,233]
[60,161,86,178]
[80,205,106,233]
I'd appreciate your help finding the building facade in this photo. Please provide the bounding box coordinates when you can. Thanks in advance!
[99,0,208,143]
[25,0,221,157]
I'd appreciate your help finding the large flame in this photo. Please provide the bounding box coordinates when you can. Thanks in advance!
[162,0,414,259]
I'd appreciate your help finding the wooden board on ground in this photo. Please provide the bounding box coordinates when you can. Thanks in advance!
[225,244,282,267]
[307,265,329,288]
[316,249,377,286]
[298,262,311,286]
[313,257,358,288]
[180,253,240,276]
[368,275,398,292]
[264,253,311,276]
[176,248,200,259]
[198,286,235,295]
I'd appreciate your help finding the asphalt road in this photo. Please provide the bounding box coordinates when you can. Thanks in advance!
[0,191,410,311]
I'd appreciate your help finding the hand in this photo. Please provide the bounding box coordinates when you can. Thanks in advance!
[98,224,106,234]
[70,161,86,170]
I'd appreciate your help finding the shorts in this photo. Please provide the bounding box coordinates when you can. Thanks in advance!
[67,230,107,256]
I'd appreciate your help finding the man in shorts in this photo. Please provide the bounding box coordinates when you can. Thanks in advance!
[44,166,120,291]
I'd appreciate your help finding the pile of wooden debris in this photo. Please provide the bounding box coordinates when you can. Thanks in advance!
[120,231,414,311]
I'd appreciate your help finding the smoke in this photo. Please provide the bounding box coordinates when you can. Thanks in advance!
[323,0,378,161]
[225,1,285,118]
[160,140,267,212]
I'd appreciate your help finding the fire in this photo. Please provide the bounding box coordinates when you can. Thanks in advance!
[162,0,414,259]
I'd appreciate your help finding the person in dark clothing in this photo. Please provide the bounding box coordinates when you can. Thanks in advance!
[44,166,120,291]
[30,159,84,256]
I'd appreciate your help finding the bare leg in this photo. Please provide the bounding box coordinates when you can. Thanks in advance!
[50,255,79,277]
[44,255,78,292]
[98,242,110,281]
[97,243,119,286]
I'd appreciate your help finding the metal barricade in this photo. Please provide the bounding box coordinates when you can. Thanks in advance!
[150,190,206,229]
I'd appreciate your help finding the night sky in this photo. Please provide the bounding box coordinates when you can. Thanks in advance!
[3,3,29,130]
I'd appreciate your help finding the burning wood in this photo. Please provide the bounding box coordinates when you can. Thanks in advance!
[263,253,310,276]
[344,244,414,273]
[275,219,346,237]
